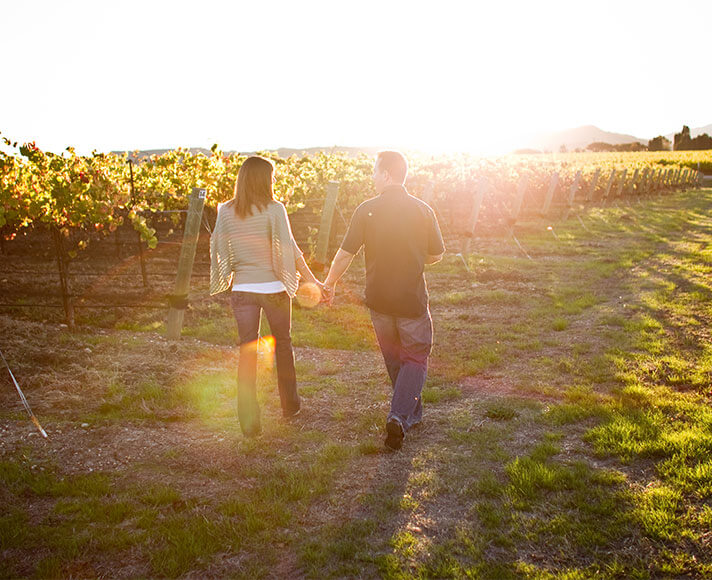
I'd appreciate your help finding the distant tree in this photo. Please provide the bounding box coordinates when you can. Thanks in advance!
[587,141,647,152]
[617,142,647,152]
[672,125,712,150]
[648,135,672,151]
[690,134,712,150]
[587,142,614,152]
[674,125,692,150]
[559,144,568,153]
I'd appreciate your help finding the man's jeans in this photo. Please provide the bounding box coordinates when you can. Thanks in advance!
[231,291,299,435]
[370,307,433,431]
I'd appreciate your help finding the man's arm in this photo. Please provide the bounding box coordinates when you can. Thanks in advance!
[425,207,445,266]
[323,248,356,305]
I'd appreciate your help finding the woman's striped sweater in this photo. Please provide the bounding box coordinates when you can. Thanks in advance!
[209,200,301,297]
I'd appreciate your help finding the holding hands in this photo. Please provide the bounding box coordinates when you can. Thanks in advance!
[294,276,334,308]
[321,281,335,306]
[296,248,354,308]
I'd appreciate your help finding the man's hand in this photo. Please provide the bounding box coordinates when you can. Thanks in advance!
[322,282,336,306]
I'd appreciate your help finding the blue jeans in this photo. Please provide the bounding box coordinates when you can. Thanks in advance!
[369,307,433,431]
[231,291,299,435]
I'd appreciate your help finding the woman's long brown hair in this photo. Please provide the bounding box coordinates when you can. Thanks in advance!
[232,156,275,218]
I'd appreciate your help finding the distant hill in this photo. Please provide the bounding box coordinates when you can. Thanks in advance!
[691,124,712,137]
[276,145,381,158]
[111,147,215,159]
[665,124,712,141]
[114,145,381,159]
[525,125,647,152]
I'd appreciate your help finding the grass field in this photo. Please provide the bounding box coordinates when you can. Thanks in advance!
[1,189,712,578]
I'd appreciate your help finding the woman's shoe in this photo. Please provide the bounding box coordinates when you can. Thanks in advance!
[283,407,301,419]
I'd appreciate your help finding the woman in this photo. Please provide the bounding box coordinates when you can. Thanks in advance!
[210,155,321,437]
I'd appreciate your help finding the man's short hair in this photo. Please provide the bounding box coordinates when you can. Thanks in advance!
[376,150,408,184]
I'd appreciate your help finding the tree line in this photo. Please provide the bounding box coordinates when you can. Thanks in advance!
[604,125,712,153]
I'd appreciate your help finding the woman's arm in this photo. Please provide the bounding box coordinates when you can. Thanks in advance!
[209,207,233,295]
[295,252,320,286]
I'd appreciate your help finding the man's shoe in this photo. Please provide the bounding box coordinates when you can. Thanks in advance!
[242,427,261,438]
[385,417,405,450]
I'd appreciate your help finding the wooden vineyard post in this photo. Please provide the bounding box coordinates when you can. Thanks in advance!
[129,159,148,288]
[649,168,657,193]
[462,177,489,255]
[562,170,581,220]
[51,226,75,328]
[541,172,559,216]
[648,168,657,194]
[114,229,122,259]
[510,175,528,225]
[638,167,650,196]
[166,187,207,340]
[612,168,627,201]
[314,181,340,272]
[584,168,601,202]
[626,168,639,199]
[509,175,532,261]
[601,169,617,204]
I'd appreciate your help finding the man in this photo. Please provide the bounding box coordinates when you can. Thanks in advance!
[323,151,445,450]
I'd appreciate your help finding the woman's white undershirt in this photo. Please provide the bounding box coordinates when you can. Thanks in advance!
[232,280,288,293]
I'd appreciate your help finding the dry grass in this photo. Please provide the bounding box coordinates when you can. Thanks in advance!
[1,189,712,578]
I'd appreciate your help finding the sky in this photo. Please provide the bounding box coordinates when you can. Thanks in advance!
[3,0,711,155]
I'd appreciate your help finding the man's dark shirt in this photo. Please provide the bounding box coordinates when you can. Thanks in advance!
[340,185,445,318]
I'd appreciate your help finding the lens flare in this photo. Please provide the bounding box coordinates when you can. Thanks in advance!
[256,335,276,368]
[240,334,277,368]
[296,282,322,309]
